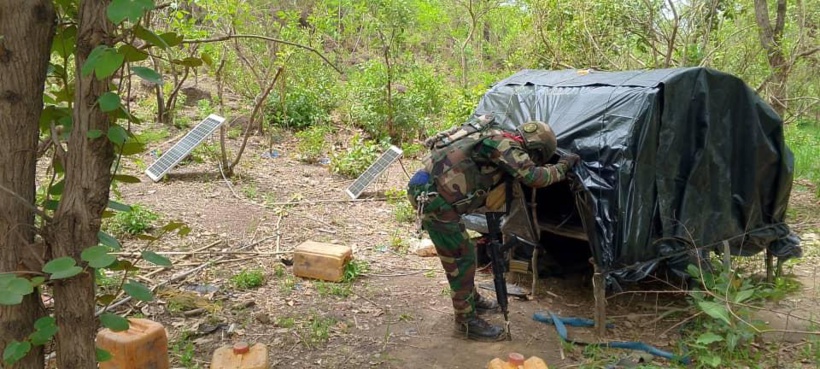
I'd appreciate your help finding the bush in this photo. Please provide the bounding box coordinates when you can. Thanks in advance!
[342,61,447,143]
[266,87,330,130]
[785,122,820,196]
[329,134,388,178]
[230,269,265,290]
[108,204,159,236]
[295,125,332,164]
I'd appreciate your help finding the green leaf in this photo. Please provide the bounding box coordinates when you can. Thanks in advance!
[82,46,124,80]
[81,246,117,269]
[201,53,214,67]
[118,44,148,62]
[733,288,755,304]
[98,92,121,112]
[29,317,58,345]
[141,251,172,267]
[6,277,34,296]
[44,199,60,211]
[159,32,183,47]
[98,231,122,250]
[119,141,146,156]
[135,234,159,241]
[108,260,139,272]
[696,332,724,345]
[49,179,65,195]
[107,125,128,145]
[161,221,185,232]
[123,281,153,302]
[52,25,77,58]
[81,46,106,77]
[87,129,104,139]
[132,66,162,85]
[0,275,34,305]
[700,354,722,368]
[3,340,31,365]
[107,0,155,24]
[100,313,130,332]
[112,174,141,184]
[97,294,117,305]
[43,257,83,280]
[34,316,56,330]
[697,301,732,326]
[29,277,46,287]
[172,57,203,68]
[134,25,169,50]
[178,226,191,237]
[107,199,133,212]
[96,347,113,363]
[0,292,23,306]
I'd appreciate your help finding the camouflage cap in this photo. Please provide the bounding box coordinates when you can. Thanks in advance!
[516,121,557,161]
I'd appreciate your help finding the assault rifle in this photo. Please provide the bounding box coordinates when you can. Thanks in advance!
[484,212,539,340]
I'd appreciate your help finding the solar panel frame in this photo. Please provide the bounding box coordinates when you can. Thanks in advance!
[345,145,403,199]
[144,114,226,182]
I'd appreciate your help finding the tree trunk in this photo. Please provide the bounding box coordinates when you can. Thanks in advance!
[45,1,115,368]
[0,1,55,368]
[754,0,789,116]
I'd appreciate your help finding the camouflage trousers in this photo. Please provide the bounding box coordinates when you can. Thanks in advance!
[408,179,479,322]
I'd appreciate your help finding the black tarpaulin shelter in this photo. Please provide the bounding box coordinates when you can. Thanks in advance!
[472,67,802,283]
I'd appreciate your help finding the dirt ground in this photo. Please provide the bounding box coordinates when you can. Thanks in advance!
[101,111,820,368]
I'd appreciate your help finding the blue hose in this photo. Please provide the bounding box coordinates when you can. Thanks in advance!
[533,311,691,365]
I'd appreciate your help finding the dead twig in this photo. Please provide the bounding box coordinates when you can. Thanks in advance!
[113,250,290,256]
[96,255,229,316]
[270,198,388,206]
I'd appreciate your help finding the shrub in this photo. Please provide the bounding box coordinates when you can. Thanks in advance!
[295,125,332,163]
[329,134,388,178]
[108,204,159,236]
[230,269,265,290]
[266,87,330,129]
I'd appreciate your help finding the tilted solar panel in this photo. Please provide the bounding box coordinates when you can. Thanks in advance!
[144,114,226,182]
[345,145,403,199]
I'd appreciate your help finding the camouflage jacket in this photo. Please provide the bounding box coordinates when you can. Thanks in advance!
[423,127,570,214]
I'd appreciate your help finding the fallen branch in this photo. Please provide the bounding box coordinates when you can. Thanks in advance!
[96,255,228,316]
[270,197,387,206]
[112,250,291,256]
[274,214,284,253]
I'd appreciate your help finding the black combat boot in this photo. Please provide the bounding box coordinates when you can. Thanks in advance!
[454,316,505,341]
[474,294,500,315]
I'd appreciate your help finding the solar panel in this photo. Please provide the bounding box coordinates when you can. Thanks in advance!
[345,145,403,199]
[144,114,226,182]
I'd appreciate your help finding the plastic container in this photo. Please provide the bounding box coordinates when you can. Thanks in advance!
[210,342,268,369]
[487,353,549,369]
[292,241,352,282]
[96,318,169,369]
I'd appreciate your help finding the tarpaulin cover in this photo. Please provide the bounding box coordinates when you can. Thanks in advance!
[473,67,802,282]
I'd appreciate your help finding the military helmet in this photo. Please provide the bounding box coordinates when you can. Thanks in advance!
[516,121,557,163]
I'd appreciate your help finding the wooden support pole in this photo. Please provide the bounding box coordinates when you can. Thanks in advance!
[722,240,731,270]
[775,256,785,279]
[590,257,607,337]
[766,249,774,283]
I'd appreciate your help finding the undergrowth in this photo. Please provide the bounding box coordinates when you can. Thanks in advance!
[681,257,806,368]
[785,122,820,196]
[106,204,159,236]
[329,134,388,178]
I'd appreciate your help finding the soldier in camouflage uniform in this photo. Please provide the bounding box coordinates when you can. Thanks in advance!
[408,114,580,341]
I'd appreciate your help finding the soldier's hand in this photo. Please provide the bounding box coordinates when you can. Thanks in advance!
[559,153,581,168]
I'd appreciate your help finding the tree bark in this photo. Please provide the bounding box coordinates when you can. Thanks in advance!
[45,1,115,368]
[754,0,789,116]
[0,1,55,368]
